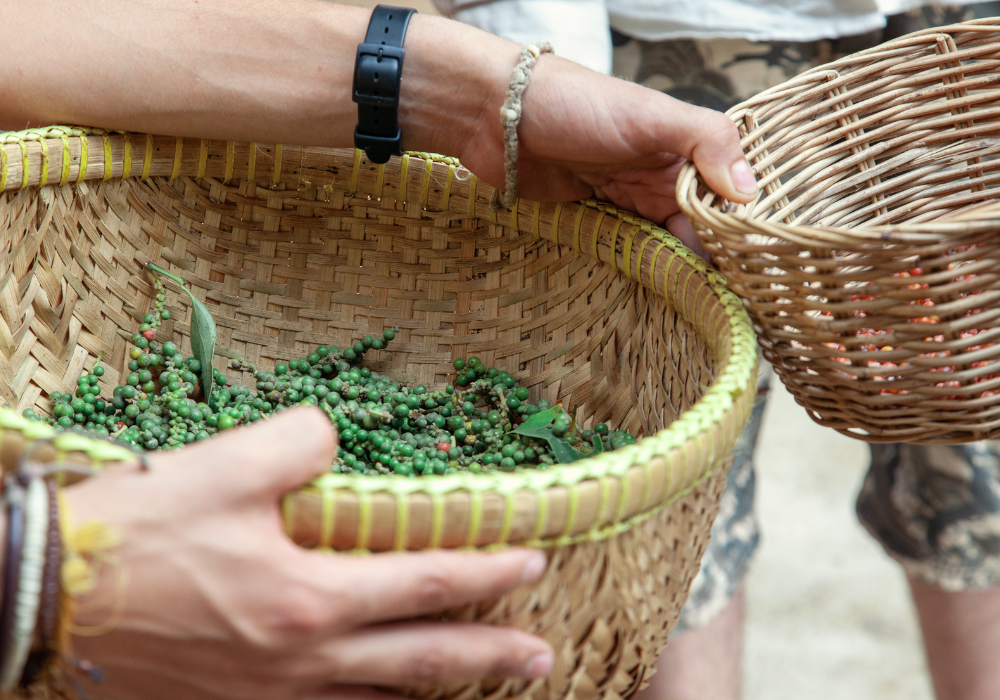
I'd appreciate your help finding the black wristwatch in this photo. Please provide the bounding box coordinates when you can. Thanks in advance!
[352,5,417,164]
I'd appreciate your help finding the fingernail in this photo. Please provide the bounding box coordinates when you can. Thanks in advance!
[730,159,757,196]
[520,552,547,583]
[524,653,554,679]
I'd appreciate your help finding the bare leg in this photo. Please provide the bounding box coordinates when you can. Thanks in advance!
[635,588,745,700]
[909,576,1000,700]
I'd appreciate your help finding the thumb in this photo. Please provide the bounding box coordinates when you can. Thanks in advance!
[659,98,758,204]
[159,406,338,499]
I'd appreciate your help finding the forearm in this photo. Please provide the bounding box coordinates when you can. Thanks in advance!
[0,0,755,223]
[0,0,515,159]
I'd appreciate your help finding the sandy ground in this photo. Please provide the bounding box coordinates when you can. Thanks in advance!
[746,379,934,699]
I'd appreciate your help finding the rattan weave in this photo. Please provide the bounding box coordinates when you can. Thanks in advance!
[679,18,1000,443]
[0,126,756,699]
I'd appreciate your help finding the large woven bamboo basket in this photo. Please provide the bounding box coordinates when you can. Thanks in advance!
[0,126,756,699]
[678,18,1000,444]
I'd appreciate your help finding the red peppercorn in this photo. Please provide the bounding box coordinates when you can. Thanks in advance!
[116,422,126,430]
[142,328,156,341]
[436,442,451,453]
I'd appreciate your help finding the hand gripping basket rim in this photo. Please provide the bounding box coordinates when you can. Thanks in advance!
[0,125,758,552]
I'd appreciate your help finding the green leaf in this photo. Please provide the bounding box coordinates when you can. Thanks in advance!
[512,426,556,441]
[146,263,217,399]
[548,436,584,464]
[512,406,592,464]
[188,295,217,400]
[515,406,560,431]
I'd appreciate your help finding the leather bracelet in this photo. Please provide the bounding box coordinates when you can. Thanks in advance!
[353,4,417,164]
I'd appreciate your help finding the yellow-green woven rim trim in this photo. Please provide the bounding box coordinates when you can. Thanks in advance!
[296,462,724,552]
[0,411,136,466]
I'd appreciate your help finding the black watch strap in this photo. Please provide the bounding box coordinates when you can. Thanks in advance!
[353,5,417,164]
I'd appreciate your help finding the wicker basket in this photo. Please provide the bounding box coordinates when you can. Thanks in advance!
[678,18,1000,443]
[0,127,756,699]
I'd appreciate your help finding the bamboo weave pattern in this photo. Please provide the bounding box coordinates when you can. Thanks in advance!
[0,126,756,699]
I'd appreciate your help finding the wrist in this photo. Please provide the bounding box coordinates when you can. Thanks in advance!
[397,14,517,160]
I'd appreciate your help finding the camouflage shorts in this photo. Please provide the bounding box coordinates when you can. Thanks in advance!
[619,2,1000,633]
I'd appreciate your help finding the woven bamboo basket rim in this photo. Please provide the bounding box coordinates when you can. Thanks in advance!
[0,125,757,551]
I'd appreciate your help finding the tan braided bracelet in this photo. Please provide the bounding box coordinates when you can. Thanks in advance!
[491,42,554,211]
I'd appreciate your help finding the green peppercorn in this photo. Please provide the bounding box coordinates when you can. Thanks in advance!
[553,414,572,438]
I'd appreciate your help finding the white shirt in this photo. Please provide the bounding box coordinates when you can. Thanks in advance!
[434,0,984,74]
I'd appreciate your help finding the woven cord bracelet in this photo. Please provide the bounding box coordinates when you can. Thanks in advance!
[491,42,554,212]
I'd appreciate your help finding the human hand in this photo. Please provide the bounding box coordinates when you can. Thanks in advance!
[64,407,554,700]
[455,53,757,230]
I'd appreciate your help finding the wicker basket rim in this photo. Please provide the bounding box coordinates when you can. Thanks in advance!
[676,164,1000,243]
[742,17,1000,107]
[675,19,1000,243]
[1,126,757,543]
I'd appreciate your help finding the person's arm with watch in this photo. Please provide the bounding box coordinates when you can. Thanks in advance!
[0,2,757,699]
[0,0,757,224]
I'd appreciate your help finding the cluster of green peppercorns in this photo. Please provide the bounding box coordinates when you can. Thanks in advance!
[324,354,634,476]
[23,276,638,474]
